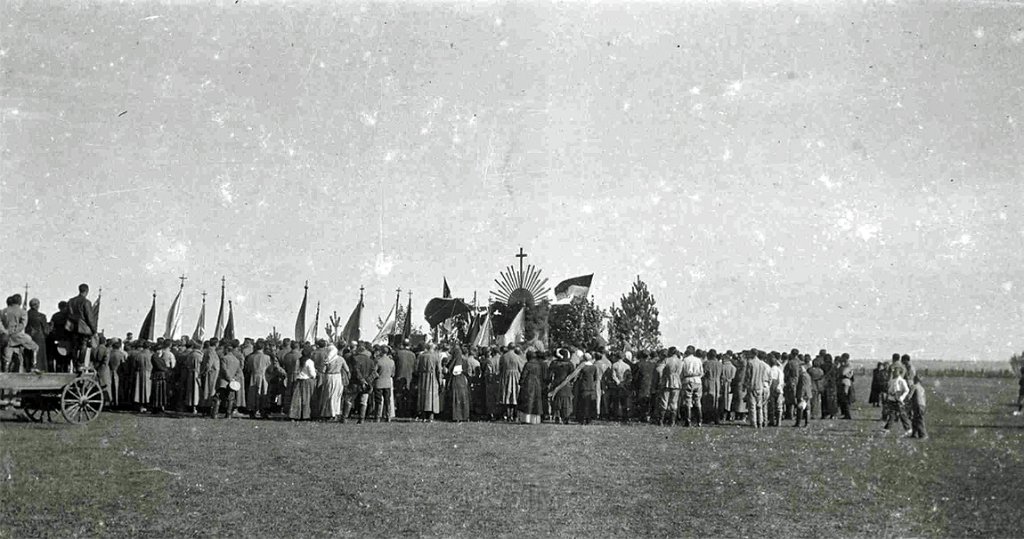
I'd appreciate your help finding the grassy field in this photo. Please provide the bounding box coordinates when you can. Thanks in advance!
[2,376,1023,538]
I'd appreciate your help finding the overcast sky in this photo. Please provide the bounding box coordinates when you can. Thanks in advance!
[2,0,1022,360]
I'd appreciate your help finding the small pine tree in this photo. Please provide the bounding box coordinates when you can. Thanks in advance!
[609,276,662,351]
[548,297,606,350]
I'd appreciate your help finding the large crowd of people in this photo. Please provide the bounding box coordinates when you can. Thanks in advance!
[0,284,929,438]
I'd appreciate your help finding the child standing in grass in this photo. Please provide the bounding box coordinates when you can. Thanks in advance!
[908,375,927,439]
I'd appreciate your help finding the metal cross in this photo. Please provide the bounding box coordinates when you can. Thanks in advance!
[178,274,187,289]
[515,247,528,285]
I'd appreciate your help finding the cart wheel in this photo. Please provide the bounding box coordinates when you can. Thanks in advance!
[24,405,43,423]
[61,378,104,424]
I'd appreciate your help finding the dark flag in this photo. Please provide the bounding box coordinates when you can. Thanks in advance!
[443,277,452,299]
[139,293,156,342]
[224,300,235,341]
[295,282,309,342]
[553,274,594,305]
[423,297,472,328]
[92,292,102,327]
[340,293,363,343]
[192,294,206,342]
[402,294,412,338]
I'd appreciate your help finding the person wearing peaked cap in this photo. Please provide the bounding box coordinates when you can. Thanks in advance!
[573,353,598,425]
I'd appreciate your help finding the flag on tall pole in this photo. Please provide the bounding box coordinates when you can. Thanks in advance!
[341,286,364,343]
[311,301,321,342]
[402,291,412,338]
[92,288,102,327]
[139,292,157,342]
[553,274,594,305]
[472,308,493,348]
[192,291,207,342]
[501,307,525,346]
[390,288,402,336]
[224,300,236,341]
[295,281,309,342]
[165,274,186,340]
[372,305,396,344]
[214,276,226,339]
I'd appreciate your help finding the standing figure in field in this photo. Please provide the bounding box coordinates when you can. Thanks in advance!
[745,350,770,429]
[593,351,612,419]
[393,341,416,418]
[244,342,272,418]
[446,345,471,423]
[372,346,393,422]
[907,375,927,439]
[658,348,683,426]
[720,351,736,422]
[547,348,575,424]
[48,301,71,373]
[288,349,317,421]
[633,351,658,423]
[573,354,599,425]
[517,351,545,425]
[482,347,502,421]
[794,362,812,427]
[415,343,442,422]
[783,349,802,420]
[1,295,37,373]
[150,341,175,414]
[66,284,97,370]
[702,349,723,425]
[107,340,126,409]
[680,347,704,427]
[837,354,854,420]
[731,352,748,423]
[869,362,885,407]
[25,299,48,372]
[499,346,523,422]
[767,355,784,427]
[821,355,838,420]
[130,341,153,412]
[1016,363,1024,416]
[608,352,632,422]
[183,340,202,414]
[882,368,911,435]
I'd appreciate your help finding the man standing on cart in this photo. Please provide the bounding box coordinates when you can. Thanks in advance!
[66,284,97,372]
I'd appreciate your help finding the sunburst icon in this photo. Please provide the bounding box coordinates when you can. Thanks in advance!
[491,247,551,307]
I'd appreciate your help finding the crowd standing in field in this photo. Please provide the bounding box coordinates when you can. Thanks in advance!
[0,286,935,437]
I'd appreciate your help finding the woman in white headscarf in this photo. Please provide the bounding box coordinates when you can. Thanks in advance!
[316,344,349,420]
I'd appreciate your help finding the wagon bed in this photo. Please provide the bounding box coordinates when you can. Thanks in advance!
[0,371,104,424]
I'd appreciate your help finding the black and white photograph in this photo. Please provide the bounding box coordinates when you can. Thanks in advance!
[2,0,1023,536]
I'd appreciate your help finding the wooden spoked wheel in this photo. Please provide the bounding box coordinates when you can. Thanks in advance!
[60,378,104,424]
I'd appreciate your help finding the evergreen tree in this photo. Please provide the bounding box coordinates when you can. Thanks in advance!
[548,297,606,350]
[609,276,662,351]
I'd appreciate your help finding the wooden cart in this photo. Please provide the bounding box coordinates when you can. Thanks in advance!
[0,370,104,424]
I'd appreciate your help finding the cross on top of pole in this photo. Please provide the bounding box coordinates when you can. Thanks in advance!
[516,247,528,285]
[178,274,187,289]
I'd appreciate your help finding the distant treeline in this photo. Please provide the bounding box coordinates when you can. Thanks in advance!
[850,359,1017,379]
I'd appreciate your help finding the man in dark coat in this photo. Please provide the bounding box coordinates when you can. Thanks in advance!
[573,354,599,424]
[48,301,71,372]
[342,344,377,423]
[210,344,242,419]
[25,299,48,372]
[66,284,97,371]
[632,351,658,423]
[393,341,417,418]
[702,350,724,425]
[783,350,802,420]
